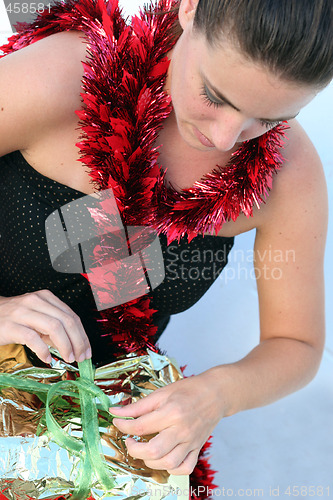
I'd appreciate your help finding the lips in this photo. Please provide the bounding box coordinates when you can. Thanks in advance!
[193,126,215,148]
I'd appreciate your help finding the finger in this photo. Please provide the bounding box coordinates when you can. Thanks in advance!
[113,407,168,436]
[19,292,91,361]
[128,437,196,474]
[35,291,91,357]
[111,390,165,419]
[166,449,199,476]
[35,289,81,316]
[11,325,52,364]
[16,310,75,363]
[124,427,179,461]
[38,333,57,350]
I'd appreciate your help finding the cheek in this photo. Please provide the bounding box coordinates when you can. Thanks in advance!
[174,91,208,120]
[172,79,208,118]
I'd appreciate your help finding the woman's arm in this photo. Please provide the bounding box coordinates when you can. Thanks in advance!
[0,31,92,363]
[208,121,327,417]
[111,120,328,474]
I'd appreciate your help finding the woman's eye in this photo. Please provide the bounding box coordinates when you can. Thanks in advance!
[260,119,282,129]
[200,85,223,109]
[200,85,283,129]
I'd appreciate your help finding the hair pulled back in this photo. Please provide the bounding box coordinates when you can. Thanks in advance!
[191,0,333,87]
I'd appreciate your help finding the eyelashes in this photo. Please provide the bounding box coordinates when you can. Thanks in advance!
[200,85,282,129]
[259,119,282,129]
[200,85,223,109]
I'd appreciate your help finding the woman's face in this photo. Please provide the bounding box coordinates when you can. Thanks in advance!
[165,20,318,153]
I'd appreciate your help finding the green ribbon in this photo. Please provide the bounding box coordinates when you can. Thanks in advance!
[0,359,119,499]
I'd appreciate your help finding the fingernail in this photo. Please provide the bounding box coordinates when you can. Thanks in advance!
[110,407,120,414]
[68,352,75,363]
[46,355,52,364]
[78,353,85,363]
[85,348,92,359]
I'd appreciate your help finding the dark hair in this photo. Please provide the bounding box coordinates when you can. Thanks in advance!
[192,0,333,87]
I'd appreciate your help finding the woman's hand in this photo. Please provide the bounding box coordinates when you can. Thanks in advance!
[0,289,91,364]
[111,371,225,475]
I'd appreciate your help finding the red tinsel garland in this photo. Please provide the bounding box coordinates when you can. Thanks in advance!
[0,0,287,497]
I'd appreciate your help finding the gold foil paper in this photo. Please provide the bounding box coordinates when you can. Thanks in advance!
[0,345,189,499]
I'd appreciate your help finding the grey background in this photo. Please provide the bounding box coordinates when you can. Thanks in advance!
[3,0,57,29]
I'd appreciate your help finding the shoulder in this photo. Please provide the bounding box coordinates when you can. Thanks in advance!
[256,119,328,237]
[0,30,88,156]
[278,119,325,196]
[0,29,88,111]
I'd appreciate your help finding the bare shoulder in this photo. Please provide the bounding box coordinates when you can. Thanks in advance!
[257,119,328,237]
[275,119,326,200]
[0,30,88,157]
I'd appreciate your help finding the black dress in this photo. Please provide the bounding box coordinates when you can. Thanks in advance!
[0,151,234,364]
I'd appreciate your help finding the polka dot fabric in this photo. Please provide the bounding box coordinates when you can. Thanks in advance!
[0,151,112,363]
[0,151,234,362]
[148,231,234,338]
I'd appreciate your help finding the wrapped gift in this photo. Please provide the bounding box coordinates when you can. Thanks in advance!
[0,345,189,499]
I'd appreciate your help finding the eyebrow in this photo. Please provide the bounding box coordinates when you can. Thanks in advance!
[203,74,299,123]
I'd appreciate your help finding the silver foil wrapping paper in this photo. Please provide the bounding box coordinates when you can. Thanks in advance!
[0,345,189,499]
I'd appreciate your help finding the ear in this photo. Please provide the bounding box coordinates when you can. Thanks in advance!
[178,0,200,31]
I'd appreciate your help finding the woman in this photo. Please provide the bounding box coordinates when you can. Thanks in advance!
[0,0,331,482]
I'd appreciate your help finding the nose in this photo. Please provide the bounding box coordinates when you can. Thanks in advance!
[210,111,247,152]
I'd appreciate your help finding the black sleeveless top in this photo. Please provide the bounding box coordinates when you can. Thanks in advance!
[0,151,234,364]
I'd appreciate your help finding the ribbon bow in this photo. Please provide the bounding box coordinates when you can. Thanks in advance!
[0,359,120,499]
